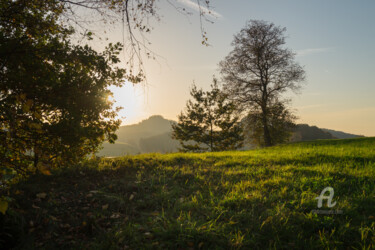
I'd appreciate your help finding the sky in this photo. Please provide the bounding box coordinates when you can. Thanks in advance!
[97,0,375,136]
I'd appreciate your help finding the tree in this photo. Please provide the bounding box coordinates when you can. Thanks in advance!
[243,101,296,147]
[220,20,305,147]
[172,79,243,152]
[0,0,126,176]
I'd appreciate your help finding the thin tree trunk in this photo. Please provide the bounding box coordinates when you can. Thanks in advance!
[263,119,272,147]
[34,152,39,169]
[33,140,39,169]
[210,121,213,151]
[261,107,272,147]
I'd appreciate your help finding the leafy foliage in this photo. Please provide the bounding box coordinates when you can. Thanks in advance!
[172,79,243,152]
[0,0,126,179]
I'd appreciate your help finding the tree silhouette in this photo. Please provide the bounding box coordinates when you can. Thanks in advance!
[172,79,243,152]
[220,20,305,147]
[0,0,125,174]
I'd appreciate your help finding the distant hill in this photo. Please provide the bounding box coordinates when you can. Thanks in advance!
[321,128,364,139]
[97,115,177,156]
[139,132,180,153]
[97,115,364,156]
[291,124,336,142]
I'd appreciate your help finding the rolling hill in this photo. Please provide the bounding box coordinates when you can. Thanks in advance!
[322,128,364,139]
[97,115,176,156]
[97,115,364,156]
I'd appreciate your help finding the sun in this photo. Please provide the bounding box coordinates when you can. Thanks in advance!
[109,83,146,125]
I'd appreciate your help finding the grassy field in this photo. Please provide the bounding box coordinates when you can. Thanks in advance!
[2,137,375,249]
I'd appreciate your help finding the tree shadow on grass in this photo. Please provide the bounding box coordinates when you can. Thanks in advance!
[3,157,375,249]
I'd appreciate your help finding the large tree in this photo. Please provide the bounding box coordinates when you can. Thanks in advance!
[172,80,243,152]
[0,0,126,175]
[220,20,305,147]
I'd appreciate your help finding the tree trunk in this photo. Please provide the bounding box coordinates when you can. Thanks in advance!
[34,152,39,169]
[261,107,272,147]
[210,121,213,151]
[33,142,39,169]
[263,120,272,147]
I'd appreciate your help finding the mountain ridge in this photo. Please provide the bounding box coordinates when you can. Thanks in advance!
[97,115,364,156]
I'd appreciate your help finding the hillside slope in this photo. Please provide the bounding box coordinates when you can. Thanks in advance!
[4,137,375,249]
[322,128,364,139]
[291,124,336,141]
[97,115,176,156]
[97,115,363,156]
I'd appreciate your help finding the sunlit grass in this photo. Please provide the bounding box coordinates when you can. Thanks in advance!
[3,137,375,249]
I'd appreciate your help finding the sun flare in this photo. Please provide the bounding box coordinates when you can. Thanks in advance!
[109,83,146,125]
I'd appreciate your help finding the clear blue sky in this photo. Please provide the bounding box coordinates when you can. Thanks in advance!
[104,0,375,136]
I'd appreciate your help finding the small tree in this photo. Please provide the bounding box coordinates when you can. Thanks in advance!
[172,79,243,152]
[220,20,305,147]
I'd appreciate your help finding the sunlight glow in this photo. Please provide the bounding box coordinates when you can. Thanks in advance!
[109,83,147,125]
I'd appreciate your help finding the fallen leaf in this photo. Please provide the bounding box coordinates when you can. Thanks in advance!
[60,223,70,228]
[102,204,109,210]
[129,194,135,201]
[38,164,52,175]
[36,193,47,199]
[198,242,204,248]
[144,232,153,239]
[110,213,121,219]
[32,204,40,209]
[49,216,58,221]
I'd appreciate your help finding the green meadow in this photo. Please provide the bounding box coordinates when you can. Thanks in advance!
[2,137,375,249]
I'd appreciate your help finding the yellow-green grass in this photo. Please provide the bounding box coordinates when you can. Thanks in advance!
[2,137,375,249]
